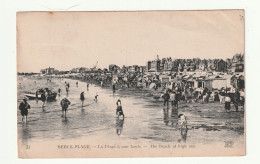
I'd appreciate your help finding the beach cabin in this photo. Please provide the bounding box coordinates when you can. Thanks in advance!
[159,75,171,83]
[182,75,195,88]
[194,78,213,91]
[211,78,227,90]
[231,74,245,90]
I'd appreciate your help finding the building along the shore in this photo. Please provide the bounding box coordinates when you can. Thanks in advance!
[40,67,59,75]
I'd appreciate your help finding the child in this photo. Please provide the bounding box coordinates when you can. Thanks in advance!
[116,99,124,119]
[19,99,30,124]
[225,96,231,112]
[178,114,187,129]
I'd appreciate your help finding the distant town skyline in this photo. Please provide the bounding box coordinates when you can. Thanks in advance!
[17,11,244,72]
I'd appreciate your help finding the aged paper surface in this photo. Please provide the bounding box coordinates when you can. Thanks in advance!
[17,10,245,158]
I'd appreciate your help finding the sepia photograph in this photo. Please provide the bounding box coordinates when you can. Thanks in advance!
[16,10,245,158]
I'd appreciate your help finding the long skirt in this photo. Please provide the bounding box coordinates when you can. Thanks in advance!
[225,102,231,110]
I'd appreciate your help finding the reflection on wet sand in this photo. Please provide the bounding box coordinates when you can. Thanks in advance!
[163,108,169,126]
[81,108,86,117]
[179,126,188,143]
[62,117,69,125]
[22,125,30,139]
[116,118,124,136]
[163,107,179,127]
[171,107,178,128]
[21,125,31,145]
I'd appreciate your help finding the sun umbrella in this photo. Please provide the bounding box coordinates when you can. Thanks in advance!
[149,83,156,89]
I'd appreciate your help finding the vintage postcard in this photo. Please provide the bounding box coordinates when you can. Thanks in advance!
[17,10,245,158]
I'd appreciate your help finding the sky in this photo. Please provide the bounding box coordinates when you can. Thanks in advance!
[17,10,244,72]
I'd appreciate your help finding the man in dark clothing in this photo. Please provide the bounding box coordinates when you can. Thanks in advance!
[41,93,46,108]
[80,91,85,107]
[175,85,181,107]
[19,99,30,124]
[234,89,241,112]
[60,98,71,118]
[163,91,170,107]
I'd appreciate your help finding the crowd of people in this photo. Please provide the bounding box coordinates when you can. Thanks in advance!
[161,84,244,113]
[18,77,244,144]
[19,77,244,126]
[74,71,245,112]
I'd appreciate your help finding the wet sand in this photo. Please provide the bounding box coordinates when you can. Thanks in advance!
[17,76,244,147]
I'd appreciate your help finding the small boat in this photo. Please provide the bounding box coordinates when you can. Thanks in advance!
[24,88,57,101]
[24,92,37,100]
[24,93,57,101]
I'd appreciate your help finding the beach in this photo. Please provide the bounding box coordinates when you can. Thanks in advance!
[17,76,244,149]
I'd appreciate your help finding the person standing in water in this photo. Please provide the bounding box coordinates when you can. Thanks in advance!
[163,90,170,107]
[35,90,39,102]
[19,98,30,124]
[80,91,85,107]
[60,98,71,118]
[66,87,69,95]
[41,92,46,108]
[58,88,61,96]
[116,98,124,119]
[87,83,89,90]
[94,93,99,102]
